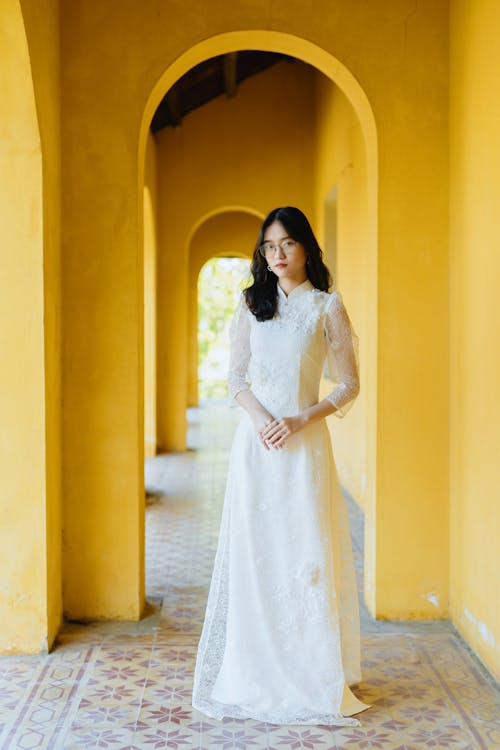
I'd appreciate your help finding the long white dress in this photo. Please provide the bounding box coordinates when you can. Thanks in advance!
[192,278,371,726]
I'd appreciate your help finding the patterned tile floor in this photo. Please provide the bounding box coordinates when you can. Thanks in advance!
[0,402,499,749]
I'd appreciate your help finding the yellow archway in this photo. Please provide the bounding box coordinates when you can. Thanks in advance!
[138,32,378,614]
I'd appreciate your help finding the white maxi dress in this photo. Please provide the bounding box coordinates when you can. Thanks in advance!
[192,278,371,726]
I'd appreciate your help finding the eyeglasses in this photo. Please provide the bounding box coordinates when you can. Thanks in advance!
[258,239,299,258]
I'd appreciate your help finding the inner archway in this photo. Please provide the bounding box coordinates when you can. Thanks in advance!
[197,256,251,401]
[187,209,258,407]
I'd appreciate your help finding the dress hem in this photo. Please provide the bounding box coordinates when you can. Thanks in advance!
[191,699,371,727]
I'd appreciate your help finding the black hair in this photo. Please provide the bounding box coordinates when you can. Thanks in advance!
[244,206,332,321]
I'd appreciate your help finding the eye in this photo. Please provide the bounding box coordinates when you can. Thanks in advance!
[283,240,295,249]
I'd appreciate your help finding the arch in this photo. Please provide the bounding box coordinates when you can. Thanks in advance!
[186,204,265,251]
[138,29,378,614]
[139,31,377,196]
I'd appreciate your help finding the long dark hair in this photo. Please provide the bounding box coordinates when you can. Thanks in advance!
[244,206,332,321]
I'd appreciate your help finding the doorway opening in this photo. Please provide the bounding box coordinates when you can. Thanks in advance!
[197,256,250,402]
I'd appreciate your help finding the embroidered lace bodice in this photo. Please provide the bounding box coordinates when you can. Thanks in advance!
[227,278,360,418]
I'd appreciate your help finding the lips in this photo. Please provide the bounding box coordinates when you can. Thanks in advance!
[274,263,287,268]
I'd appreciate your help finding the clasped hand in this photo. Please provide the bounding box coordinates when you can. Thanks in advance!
[256,414,305,450]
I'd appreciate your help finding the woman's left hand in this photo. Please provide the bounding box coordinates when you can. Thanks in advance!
[259,414,306,449]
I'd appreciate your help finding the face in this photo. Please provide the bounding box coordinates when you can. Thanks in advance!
[261,221,307,281]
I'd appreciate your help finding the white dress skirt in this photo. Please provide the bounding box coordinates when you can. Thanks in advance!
[191,279,371,726]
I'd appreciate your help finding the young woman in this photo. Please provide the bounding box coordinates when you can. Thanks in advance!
[192,206,371,726]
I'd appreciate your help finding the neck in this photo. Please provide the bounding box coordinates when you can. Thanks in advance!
[278,274,308,297]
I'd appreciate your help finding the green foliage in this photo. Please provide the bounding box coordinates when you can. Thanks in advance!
[198,257,251,400]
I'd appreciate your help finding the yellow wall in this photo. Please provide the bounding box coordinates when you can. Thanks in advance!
[144,132,159,456]
[24,0,63,652]
[0,0,62,652]
[449,0,500,679]
[369,11,449,621]
[60,2,145,622]
[155,60,317,450]
[313,76,377,611]
[312,63,450,621]
[314,78,370,509]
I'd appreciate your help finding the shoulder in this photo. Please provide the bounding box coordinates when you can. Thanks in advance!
[321,292,348,337]
[314,288,344,312]
[235,290,250,310]
[232,291,252,323]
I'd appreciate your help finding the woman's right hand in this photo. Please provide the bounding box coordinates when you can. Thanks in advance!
[234,390,275,450]
[249,409,276,451]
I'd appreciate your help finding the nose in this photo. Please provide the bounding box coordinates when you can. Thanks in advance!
[273,245,286,258]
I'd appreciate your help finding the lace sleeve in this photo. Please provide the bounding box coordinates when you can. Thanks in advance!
[227,292,252,407]
[323,291,360,418]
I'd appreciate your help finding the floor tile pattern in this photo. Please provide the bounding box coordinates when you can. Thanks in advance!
[0,402,498,749]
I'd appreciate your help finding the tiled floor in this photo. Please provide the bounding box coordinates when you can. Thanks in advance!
[0,403,499,749]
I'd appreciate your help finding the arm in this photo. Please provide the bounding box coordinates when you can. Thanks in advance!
[293,292,360,425]
[227,293,252,407]
[321,290,360,419]
[227,293,275,450]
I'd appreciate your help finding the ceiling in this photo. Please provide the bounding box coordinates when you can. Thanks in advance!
[150,51,297,133]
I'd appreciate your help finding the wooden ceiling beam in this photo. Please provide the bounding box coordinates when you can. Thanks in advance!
[223,52,238,98]
[166,87,182,126]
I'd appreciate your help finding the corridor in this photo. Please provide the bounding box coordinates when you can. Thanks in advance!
[0,403,498,749]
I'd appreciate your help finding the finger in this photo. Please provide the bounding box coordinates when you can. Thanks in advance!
[265,422,288,439]
[274,429,291,446]
[268,426,290,444]
[262,419,276,430]
[261,420,280,438]
[257,433,270,450]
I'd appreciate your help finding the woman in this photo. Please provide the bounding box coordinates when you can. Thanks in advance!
[192,207,371,726]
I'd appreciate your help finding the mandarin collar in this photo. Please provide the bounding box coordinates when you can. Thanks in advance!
[277,278,313,302]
